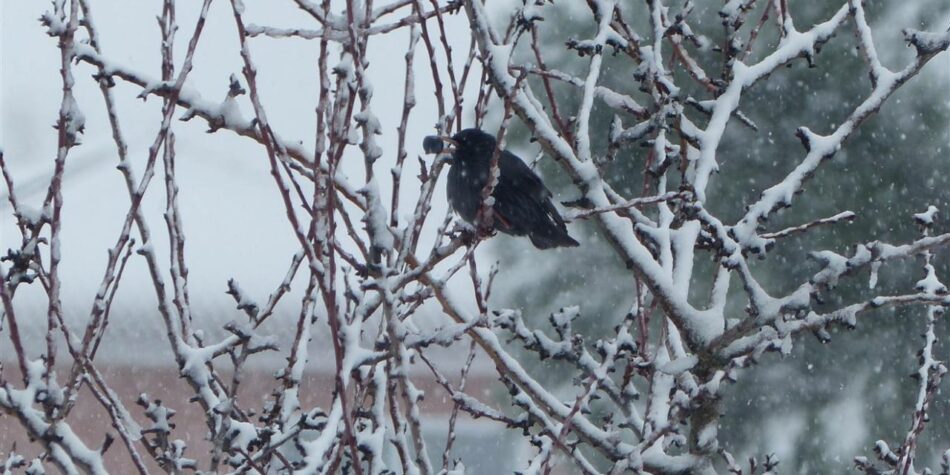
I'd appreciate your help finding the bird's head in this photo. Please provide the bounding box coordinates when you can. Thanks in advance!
[422,128,496,165]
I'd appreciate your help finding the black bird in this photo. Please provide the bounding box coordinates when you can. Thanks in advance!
[424,128,579,249]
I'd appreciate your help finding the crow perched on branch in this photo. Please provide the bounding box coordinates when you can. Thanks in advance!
[424,128,579,249]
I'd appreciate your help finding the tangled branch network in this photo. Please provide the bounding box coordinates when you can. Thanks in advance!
[0,0,948,473]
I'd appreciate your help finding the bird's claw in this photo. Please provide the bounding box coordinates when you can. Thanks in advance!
[450,226,493,247]
[475,224,495,241]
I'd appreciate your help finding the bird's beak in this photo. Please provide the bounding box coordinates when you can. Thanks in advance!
[423,135,458,156]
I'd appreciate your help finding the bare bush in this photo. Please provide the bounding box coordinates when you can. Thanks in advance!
[1,0,949,473]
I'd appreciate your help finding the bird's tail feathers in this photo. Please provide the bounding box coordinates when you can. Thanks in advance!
[525,198,579,249]
[529,228,580,249]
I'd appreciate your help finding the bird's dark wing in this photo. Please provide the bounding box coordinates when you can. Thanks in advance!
[498,150,546,197]
[499,151,573,227]
[492,151,578,248]
[489,152,546,234]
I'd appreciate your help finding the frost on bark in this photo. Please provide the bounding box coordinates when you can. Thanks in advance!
[0,0,948,473]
